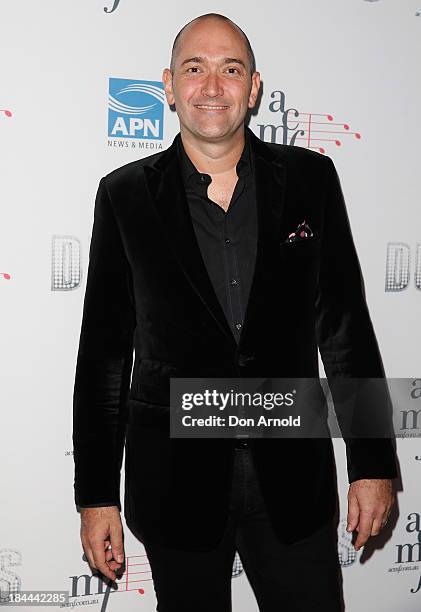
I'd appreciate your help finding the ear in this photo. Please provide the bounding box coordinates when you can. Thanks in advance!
[248,71,261,109]
[162,68,175,106]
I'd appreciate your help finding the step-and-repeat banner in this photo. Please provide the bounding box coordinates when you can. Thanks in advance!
[1,1,420,610]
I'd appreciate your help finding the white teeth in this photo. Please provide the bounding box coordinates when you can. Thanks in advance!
[196,105,228,109]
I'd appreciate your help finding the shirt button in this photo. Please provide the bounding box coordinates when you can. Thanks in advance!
[230,279,238,286]
[225,238,231,244]
[235,322,242,330]
[200,175,205,182]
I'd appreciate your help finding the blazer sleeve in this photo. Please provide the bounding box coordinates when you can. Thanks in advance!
[72,177,136,510]
[315,156,398,483]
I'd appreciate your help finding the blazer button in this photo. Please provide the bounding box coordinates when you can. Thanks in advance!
[234,438,249,449]
[238,353,255,367]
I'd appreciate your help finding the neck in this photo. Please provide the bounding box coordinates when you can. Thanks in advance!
[179,125,246,176]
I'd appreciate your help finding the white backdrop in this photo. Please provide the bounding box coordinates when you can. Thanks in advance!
[1,1,420,610]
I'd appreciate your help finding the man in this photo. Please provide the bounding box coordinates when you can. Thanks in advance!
[73,13,398,611]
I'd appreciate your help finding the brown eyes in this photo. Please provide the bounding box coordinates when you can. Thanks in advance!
[186,67,241,74]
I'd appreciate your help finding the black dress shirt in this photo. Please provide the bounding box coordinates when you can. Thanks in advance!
[176,128,257,344]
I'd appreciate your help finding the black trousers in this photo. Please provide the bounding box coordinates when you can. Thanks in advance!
[141,445,344,612]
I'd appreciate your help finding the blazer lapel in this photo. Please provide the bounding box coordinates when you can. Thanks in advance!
[144,136,236,344]
[143,126,287,347]
[240,128,287,345]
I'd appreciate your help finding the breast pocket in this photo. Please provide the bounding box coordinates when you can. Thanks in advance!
[278,237,321,294]
[279,236,321,259]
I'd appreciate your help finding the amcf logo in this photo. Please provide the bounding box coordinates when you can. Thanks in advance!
[108,78,165,140]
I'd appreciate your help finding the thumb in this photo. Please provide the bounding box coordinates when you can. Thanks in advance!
[109,521,125,564]
[347,489,360,533]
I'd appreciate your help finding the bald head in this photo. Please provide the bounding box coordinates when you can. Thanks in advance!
[170,13,256,76]
[162,13,261,143]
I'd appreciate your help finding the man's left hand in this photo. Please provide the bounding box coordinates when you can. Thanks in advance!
[346,479,395,551]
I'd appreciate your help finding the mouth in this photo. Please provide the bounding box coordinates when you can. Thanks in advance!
[194,104,230,111]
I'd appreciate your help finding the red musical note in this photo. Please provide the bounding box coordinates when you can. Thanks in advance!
[286,112,361,154]
[1,272,11,280]
[0,109,12,117]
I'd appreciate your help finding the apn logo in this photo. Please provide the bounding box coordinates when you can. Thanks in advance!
[108,78,165,140]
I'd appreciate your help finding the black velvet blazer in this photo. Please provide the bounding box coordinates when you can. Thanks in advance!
[72,125,398,551]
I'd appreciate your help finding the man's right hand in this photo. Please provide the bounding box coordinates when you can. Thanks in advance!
[80,506,125,582]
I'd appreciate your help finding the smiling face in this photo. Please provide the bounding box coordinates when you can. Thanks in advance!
[162,17,260,142]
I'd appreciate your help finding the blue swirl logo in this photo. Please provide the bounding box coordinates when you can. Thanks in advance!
[108,78,165,140]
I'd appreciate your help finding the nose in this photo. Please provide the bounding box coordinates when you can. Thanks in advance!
[201,72,223,98]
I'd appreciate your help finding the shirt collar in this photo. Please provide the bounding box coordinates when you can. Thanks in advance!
[177,127,252,185]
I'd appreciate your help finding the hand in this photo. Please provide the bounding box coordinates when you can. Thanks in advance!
[346,479,394,551]
[80,506,125,582]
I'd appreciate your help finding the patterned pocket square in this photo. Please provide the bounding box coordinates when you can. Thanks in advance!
[284,219,314,243]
